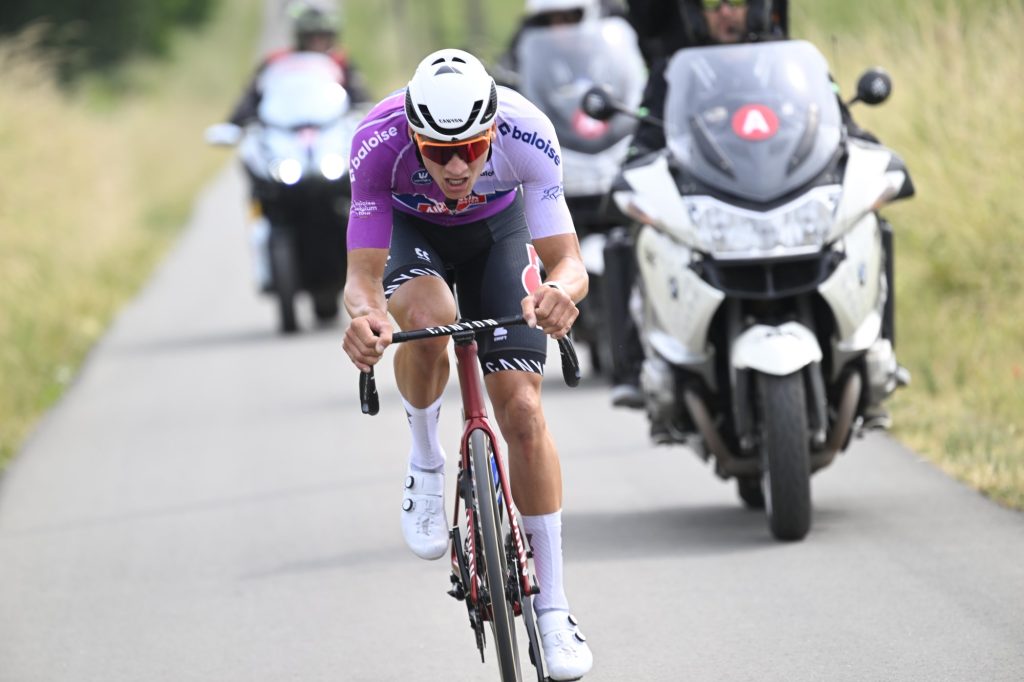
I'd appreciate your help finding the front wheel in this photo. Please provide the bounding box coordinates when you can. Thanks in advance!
[756,372,812,541]
[270,228,299,334]
[469,429,522,682]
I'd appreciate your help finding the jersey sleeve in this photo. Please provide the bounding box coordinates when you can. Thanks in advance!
[505,106,576,241]
[346,116,402,250]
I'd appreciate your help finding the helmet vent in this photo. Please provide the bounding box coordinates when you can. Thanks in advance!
[480,82,498,124]
[404,89,424,129]
[433,65,462,75]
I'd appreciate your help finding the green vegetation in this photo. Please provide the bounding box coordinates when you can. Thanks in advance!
[343,0,522,97]
[0,0,220,81]
[793,0,1024,508]
[0,0,259,468]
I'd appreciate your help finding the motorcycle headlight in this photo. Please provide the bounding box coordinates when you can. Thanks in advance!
[272,158,303,186]
[319,153,346,181]
[686,185,842,259]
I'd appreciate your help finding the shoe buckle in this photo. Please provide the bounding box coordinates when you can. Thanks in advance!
[402,498,414,512]
[405,475,415,489]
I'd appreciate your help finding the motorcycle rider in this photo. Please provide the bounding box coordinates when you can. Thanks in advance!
[208,3,369,294]
[225,3,368,127]
[610,0,884,421]
[496,0,627,79]
[342,49,593,680]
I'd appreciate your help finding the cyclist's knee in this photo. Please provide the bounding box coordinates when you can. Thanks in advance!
[492,384,546,447]
[390,277,455,327]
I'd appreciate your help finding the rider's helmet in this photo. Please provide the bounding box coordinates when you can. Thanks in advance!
[524,0,599,26]
[293,5,339,51]
[405,49,499,142]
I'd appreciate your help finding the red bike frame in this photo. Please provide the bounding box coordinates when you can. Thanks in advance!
[450,338,534,608]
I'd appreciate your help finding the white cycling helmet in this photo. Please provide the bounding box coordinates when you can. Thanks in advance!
[405,49,498,141]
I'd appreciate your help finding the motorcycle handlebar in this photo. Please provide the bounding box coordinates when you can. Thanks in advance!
[358,315,580,416]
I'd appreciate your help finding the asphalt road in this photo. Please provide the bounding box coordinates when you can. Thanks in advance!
[1,150,1023,682]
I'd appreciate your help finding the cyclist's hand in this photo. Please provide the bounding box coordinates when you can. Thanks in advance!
[522,285,578,340]
[344,313,393,372]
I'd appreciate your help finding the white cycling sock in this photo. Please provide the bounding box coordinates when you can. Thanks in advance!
[522,510,569,615]
[402,395,445,472]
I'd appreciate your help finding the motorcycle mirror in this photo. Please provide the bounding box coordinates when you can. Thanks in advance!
[581,85,619,121]
[205,122,242,147]
[851,68,892,106]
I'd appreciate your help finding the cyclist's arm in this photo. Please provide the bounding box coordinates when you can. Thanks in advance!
[343,247,392,371]
[522,233,588,339]
[533,233,588,304]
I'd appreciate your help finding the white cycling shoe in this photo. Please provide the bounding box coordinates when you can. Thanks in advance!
[539,611,593,681]
[400,467,449,560]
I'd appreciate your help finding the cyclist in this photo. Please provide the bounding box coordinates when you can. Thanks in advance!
[342,48,594,680]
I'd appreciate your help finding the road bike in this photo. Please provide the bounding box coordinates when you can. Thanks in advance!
[359,315,580,681]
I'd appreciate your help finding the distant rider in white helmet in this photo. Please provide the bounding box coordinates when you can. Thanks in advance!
[341,49,594,680]
[496,0,627,79]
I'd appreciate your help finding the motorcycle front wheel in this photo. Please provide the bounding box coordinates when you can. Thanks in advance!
[756,372,812,541]
[270,228,299,334]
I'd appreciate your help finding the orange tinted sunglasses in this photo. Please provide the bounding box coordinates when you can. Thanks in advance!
[414,129,493,166]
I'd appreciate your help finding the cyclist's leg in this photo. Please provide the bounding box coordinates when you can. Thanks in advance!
[459,202,593,679]
[383,213,456,560]
[384,213,457,406]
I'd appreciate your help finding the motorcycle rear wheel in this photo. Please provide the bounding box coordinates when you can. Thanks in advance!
[736,477,765,509]
[756,372,812,541]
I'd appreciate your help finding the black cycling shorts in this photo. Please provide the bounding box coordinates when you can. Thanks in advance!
[383,194,548,376]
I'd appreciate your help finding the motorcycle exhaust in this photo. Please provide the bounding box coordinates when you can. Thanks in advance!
[682,370,862,479]
[682,389,758,478]
[810,371,862,473]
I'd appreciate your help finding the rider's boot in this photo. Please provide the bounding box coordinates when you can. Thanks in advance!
[603,227,644,410]
[539,611,594,681]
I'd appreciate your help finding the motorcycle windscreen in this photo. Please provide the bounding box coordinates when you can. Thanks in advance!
[664,40,842,203]
[516,17,645,154]
[257,52,350,129]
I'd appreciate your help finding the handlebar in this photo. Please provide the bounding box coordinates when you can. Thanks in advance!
[359,315,580,416]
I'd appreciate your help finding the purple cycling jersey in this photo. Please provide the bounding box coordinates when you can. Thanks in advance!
[346,86,575,250]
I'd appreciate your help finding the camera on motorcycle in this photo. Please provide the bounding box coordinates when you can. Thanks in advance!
[851,68,892,106]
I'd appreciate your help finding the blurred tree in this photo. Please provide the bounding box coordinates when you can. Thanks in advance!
[0,0,218,80]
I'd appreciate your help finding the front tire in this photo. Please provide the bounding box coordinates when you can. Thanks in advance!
[756,372,812,541]
[270,228,299,334]
[469,430,522,681]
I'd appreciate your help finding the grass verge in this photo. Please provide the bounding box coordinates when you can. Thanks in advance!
[798,1,1024,508]
[0,0,260,468]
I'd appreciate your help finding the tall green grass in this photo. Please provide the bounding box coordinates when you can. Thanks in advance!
[796,1,1024,508]
[0,0,260,468]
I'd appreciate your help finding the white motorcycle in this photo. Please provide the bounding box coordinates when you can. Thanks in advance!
[206,52,365,333]
[583,40,914,541]
[512,16,646,376]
